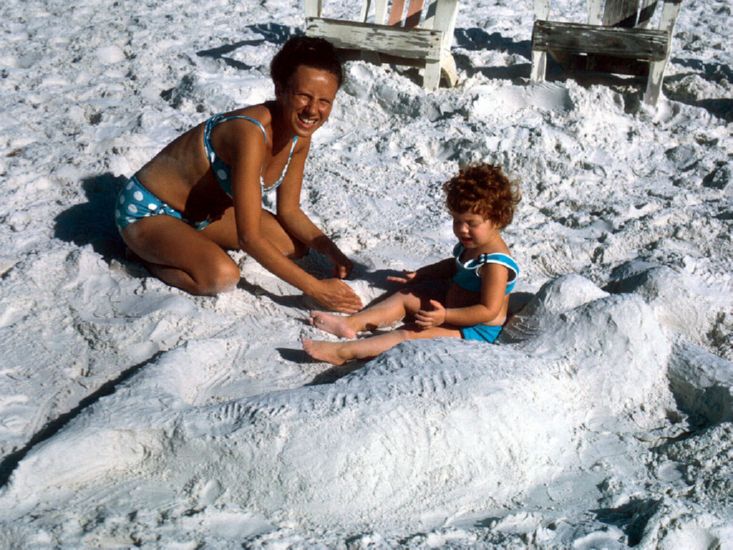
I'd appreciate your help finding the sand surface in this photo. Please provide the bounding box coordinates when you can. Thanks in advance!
[0,0,731,546]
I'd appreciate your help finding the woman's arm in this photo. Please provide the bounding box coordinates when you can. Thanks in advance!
[231,128,361,312]
[274,142,353,278]
[387,257,455,284]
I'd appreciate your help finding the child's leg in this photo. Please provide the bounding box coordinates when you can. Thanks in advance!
[310,282,445,338]
[303,324,461,366]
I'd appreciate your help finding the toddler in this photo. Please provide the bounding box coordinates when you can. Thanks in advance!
[303,163,521,365]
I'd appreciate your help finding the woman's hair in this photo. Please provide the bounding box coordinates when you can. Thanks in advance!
[443,164,521,228]
[270,36,343,90]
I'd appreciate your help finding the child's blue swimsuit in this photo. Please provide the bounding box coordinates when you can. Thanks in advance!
[451,243,520,343]
[115,114,298,232]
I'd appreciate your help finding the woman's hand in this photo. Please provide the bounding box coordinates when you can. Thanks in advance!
[309,278,363,313]
[415,299,447,328]
[386,271,417,284]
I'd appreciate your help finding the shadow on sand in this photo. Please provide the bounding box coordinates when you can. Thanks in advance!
[54,172,126,263]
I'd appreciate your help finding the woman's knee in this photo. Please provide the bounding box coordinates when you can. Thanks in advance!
[195,257,240,295]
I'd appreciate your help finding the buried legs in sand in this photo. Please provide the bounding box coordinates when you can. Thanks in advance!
[303,282,460,365]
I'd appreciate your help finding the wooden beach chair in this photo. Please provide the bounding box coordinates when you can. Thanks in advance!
[530,0,683,105]
[304,0,460,90]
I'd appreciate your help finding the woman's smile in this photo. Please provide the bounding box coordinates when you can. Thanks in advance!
[280,65,339,138]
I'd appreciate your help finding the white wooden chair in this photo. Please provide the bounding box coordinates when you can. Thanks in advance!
[530,0,683,105]
[304,0,460,91]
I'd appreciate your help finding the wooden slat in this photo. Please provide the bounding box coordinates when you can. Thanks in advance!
[306,17,443,60]
[405,0,425,28]
[359,0,371,22]
[603,0,658,28]
[534,0,550,20]
[388,0,406,26]
[304,0,322,18]
[374,0,389,24]
[588,0,603,24]
[532,20,669,61]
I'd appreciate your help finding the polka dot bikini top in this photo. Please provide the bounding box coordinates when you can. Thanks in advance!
[203,113,298,197]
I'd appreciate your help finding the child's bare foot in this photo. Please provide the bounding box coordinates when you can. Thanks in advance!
[309,311,357,339]
[302,339,349,366]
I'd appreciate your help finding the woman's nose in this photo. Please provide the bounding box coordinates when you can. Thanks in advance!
[305,99,319,114]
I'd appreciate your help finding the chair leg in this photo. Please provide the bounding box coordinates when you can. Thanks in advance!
[530,49,547,82]
[643,58,666,105]
[423,59,441,90]
[440,53,458,88]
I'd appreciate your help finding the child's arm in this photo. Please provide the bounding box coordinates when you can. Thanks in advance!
[387,258,455,284]
[415,263,509,328]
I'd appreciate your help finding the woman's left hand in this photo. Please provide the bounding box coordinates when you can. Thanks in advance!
[415,299,447,328]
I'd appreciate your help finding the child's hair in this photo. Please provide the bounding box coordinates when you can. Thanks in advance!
[443,164,521,228]
[270,36,344,91]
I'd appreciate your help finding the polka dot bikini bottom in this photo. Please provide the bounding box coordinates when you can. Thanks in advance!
[115,176,210,232]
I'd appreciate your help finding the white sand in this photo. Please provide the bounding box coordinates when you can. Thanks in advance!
[0,0,731,547]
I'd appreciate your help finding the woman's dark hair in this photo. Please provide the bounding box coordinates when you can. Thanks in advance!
[270,36,343,90]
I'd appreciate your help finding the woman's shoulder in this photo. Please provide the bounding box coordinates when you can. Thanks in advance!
[218,104,272,128]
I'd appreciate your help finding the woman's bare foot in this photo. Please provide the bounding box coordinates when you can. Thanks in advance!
[309,311,357,338]
[302,339,350,366]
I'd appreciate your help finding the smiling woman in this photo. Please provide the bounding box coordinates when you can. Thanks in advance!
[116,37,363,312]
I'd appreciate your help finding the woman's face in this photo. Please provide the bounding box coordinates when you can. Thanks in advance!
[277,65,339,138]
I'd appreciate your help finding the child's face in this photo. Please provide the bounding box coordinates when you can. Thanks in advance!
[451,210,496,248]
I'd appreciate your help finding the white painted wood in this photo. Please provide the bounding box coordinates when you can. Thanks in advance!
[374,0,389,24]
[642,1,682,104]
[433,0,458,38]
[658,0,682,32]
[306,18,442,60]
[303,0,459,90]
[530,50,547,81]
[644,59,665,104]
[588,0,603,24]
[304,0,322,18]
[359,0,371,22]
[424,59,441,90]
[529,0,683,106]
[441,51,458,86]
[533,0,550,20]
[602,0,656,26]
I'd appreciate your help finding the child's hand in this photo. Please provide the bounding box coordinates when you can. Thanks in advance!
[386,271,417,284]
[415,299,446,328]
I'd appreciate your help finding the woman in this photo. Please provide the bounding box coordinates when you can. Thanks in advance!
[115,37,362,313]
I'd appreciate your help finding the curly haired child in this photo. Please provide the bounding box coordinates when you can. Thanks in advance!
[303,163,521,365]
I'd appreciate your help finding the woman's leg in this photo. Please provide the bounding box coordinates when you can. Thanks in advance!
[303,324,462,366]
[310,281,445,338]
[123,207,306,296]
[122,215,240,296]
[122,215,240,295]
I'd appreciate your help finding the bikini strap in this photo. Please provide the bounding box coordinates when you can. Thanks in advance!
[455,244,520,281]
[203,114,269,163]
[477,252,520,282]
